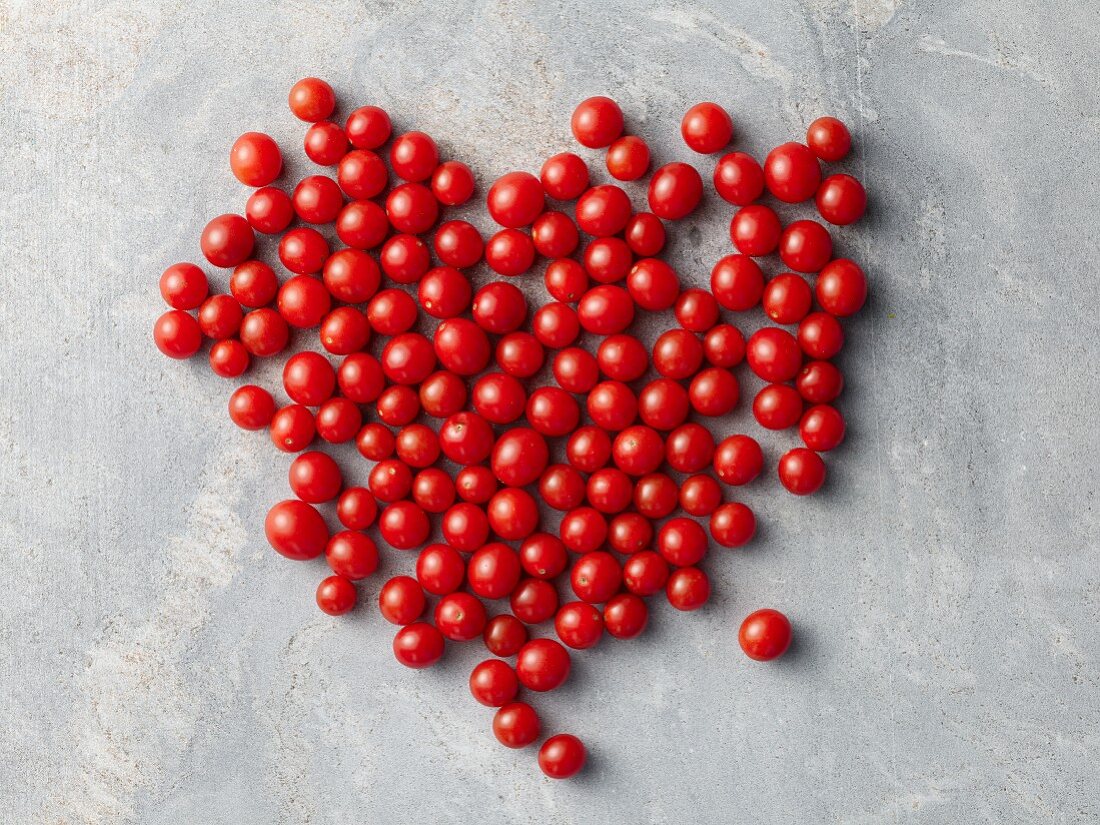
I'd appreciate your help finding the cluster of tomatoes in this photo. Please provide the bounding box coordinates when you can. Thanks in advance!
[153,78,867,779]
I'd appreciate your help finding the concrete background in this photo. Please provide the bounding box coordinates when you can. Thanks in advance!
[1,1,1098,822]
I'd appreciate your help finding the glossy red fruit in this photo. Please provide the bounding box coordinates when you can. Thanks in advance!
[571,551,621,604]
[609,510,655,554]
[753,384,804,430]
[779,219,833,273]
[764,142,822,203]
[434,318,491,376]
[389,131,439,182]
[710,502,756,548]
[559,507,608,554]
[816,173,866,225]
[491,428,548,487]
[778,447,827,495]
[431,161,476,206]
[679,474,722,517]
[713,152,764,205]
[571,96,624,148]
[816,258,867,317]
[681,102,733,153]
[288,77,335,122]
[201,214,254,268]
[515,638,571,691]
[578,285,634,335]
[624,213,666,257]
[627,258,680,311]
[470,659,519,707]
[533,211,580,258]
[289,451,342,503]
[657,517,708,567]
[392,622,445,668]
[554,601,604,649]
[746,327,803,382]
[265,500,328,560]
[739,608,792,660]
[488,171,545,228]
[510,578,558,624]
[806,116,851,161]
[604,593,648,639]
[713,435,764,486]
[538,734,586,779]
[648,162,703,219]
[326,529,379,578]
[520,533,569,580]
[435,592,488,641]
[575,184,632,237]
[379,501,431,549]
[493,702,540,748]
[293,175,343,224]
[484,614,528,657]
[544,258,588,303]
[345,105,392,149]
[468,543,522,600]
[316,575,356,615]
[800,404,846,451]
[153,310,202,359]
[160,262,208,309]
[711,255,764,312]
[434,220,484,268]
[606,135,650,180]
[763,273,813,325]
[304,121,349,166]
[487,487,540,541]
[798,312,845,360]
[730,204,781,257]
[246,187,294,234]
[623,551,669,597]
[666,423,715,473]
[666,566,710,611]
[230,132,282,186]
[540,152,589,201]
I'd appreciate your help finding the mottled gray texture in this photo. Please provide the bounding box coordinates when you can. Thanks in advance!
[1,1,1098,822]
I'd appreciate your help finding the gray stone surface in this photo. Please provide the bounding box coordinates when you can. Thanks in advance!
[2,1,1098,822]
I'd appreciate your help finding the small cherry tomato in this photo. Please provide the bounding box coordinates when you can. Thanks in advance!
[777,447,826,495]
[730,204,780,257]
[484,614,528,657]
[570,551,621,604]
[230,260,278,308]
[666,566,710,611]
[316,575,356,615]
[624,212,666,256]
[468,543,522,600]
[160,262,208,309]
[390,131,439,182]
[532,210,580,258]
[681,102,733,153]
[710,502,756,548]
[520,533,569,580]
[544,258,588,303]
[779,219,833,273]
[304,121,348,166]
[288,77,335,122]
[713,151,764,205]
[334,488,378,532]
[230,132,282,186]
[763,273,813,325]
[279,227,329,274]
[739,608,792,660]
[675,288,719,332]
[326,529,379,578]
[386,182,439,235]
[577,285,634,336]
[228,385,275,430]
[538,734,586,779]
[485,228,536,277]
[753,384,804,430]
[689,367,739,417]
[711,254,764,311]
[245,187,294,234]
[713,434,764,486]
[378,501,431,549]
[238,308,289,357]
[704,324,745,368]
[392,622,445,669]
[153,310,201,359]
[288,450,342,503]
[516,638,571,692]
[435,592,488,641]
[606,135,650,180]
[764,141,822,203]
[265,499,328,560]
[815,258,867,317]
[798,312,845,359]
[208,339,249,377]
[648,162,703,220]
[493,702,540,748]
[604,593,648,639]
[434,220,484,268]
[627,258,680,311]
[510,578,558,624]
[487,171,545,228]
[799,404,846,451]
[623,551,669,596]
[746,327,803,382]
[345,105,391,149]
[597,334,648,382]
[554,601,604,650]
[277,275,331,329]
[431,160,475,206]
[571,96,624,148]
[292,175,343,224]
[575,184,632,237]
[679,474,723,517]
[559,507,608,554]
[470,659,519,707]
[816,173,866,225]
[540,152,589,200]
[657,517,708,567]
[201,214,254,268]
[806,116,851,161]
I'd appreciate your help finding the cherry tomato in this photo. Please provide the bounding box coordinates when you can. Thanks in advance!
[292,175,343,224]
[798,312,844,359]
[538,734,586,779]
[510,578,558,624]
[816,173,866,225]
[575,184,632,237]
[637,378,689,431]
[319,307,369,355]
[516,638,571,691]
[228,385,275,430]
[612,425,664,476]
[160,262,208,309]
[553,348,599,394]
[354,422,393,460]
[765,141,822,203]
[201,214,254,267]
[289,450,342,503]
[389,131,439,182]
[532,302,580,349]
[442,502,491,552]
[666,566,710,611]
[679,474,723,517]
[435,592,488,641]
[392,622,445,668]
[559,507,608,554]
[571,96,623,148]
[288,77,335,122]
[412,468,456,513]
[338,353,384,404]
[326,529,379,578]
[763,273,813,325]
[710,501,756,548]
[608,512,652,555]
[627,258,680,311]
[315,398,360,444]
[378,501,431,549]
[386,182,439,234]
[245,186,293,234]
[730,204,780,257]
[520,533,569,580]
[583,237,633,284]
[434,220,484,268]
[304,121,348,166]
[587,380,637,431]
[369,459,413,504]
[153,310,201,359]
[208,339,249,377]
[277,275,331,329]
[491,427,548,487]
[525,387,580,437]
[711,254,764,311]
[578,285,634,336]
[468,543,522,599]
[316,575,356,615]
[540,152,589,200]
[487,171,545,228]
[554,601,604,649]
[778,447,826,495]
[606,135,650,180]
[566,426,612,473]
[455,466,498,504]
[739,608,792,660]
[806,116,851,161]
[485,228,536,277]
[431,160,476,206]
[800,404,845,451]
[230,132,282,186]
[419,370,467,418]
[815,258,867,317]
[532,210,580,258]
[345,105,391,149]
[336,200,389,249]
[779,219,833,273]
[493,702,540,748]
[367,289,418,335]
[496,332,544,378]
[657,517,708,567]
[713,434,764,486]
[230,260,278,308]
[544,258,588,303]
[376,386,420,426]
[487,487,540,540]
[647,162,703,220]
[270,404,315,452]
[283,351,335,406]
[470,659,519,707]
[704,324,746,368]
[604,593,648,639]
[623,551,669,597]
[395,423,440,468]
[689,367,739,417]
[472,372,527,424]
[746,327,803,382]
[624,212,666,256]
[472,281,527,334]
[334,488,378,532]
[713,151,764,205]
[279,227,329,274]
[571,551,621,603]
[434,318,491,376]
[586,467,634,514]
[381,332,436,385]
[265,499,328,560]
[437,411,493,464]
[753,384,804,430]
[597,334,648,382]
[681,102,733,153]
[484,614,528,657]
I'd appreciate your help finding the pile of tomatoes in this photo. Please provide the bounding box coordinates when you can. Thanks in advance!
[154,78,867,779]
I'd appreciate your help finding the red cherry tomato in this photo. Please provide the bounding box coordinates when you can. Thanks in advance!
[816,258,867,316]
[160,262,208,309]
[578,285,634,336]
[711,254,764,311]
[624,212,666,256]
[191,297,238,342]
[153,310,201,359]
[666,566,710,611]
[559,507,608,554]
[315,398,361,444]
[434,220,484,269]
[378,501,431,549]
[532,211,580,258]
[200,214,254,268]
[604,593,648,639]
[571,96,624,148]
[627,258,680,311]
[527,386,581,436]
[713,152,764,205]
[704,324,746,368]
[367,288,418,335]
[245,186,294,234]
[326,529,379,578]
[279,227,329,274]
[516,638,571,691]
[336,200,389,249]
[571,551,621,603]
[389,131,439,182]
[538,734,586,779]
[647,162,703,220]
[468,543,522,599]
[799,404,846,451]
[665,423,715,473]
[710,502,756,548]
[544,258,588,303]
[228,385,275,430]
[230,260,278,308]
[283,351,335,406]
[587,380,637,431]
[289,450,342,503]
[487,487,540,541]
[304,121,348,166]
[575,184,632,237]
[288,77,335,122]
[779,219,833,273]
[265,499,328,560]
[345,105,391,149]
[472,281,527,334]
[689,367,739,417]
[637,378,689,431]
[484,615,528,657]
[472,372,527,424]
[623,551,669,596]
[764,141,822,203]
[487,171,545,228]
[679,474,723,517]
[753,384,804,430]
[208,340,249,377]
[778,447,826,495]
[510,578,558,624]
[554,601,604,650]
[806,116,851,161]
[675,288,719,332]
[540,152,589,200]
[292,175,343,224]
[485,228,536,277]
[739,608,792,660]
[657,517,709,567]
[277,275,331,329]
[435,592,488,641]
[392,622,445,669]
[612,425,664,476]
[606,135,650,180]
[441,503,490,552]
[455,466,498,504]
[386,182,439,234]
[334,488,378,533]
[520,533,569,580]
[239,308,289,357]
[230,132,282,186]
[337,149,387,199]
[431,160,476,206]
[316,575,356,615]
[746,327,803,382]
[470,659,519,707]
[816,173,866,225]
[713,434,764,486]
[730,205,780,257]
[566,426,612,473]
[266,407,314,455]
[583,237,632,284]
[493,701,540,748]
[798,312,845,360]
[763,273,813,325]
[491,428,549,486]
[681,102,733,153]
[434,318,491,376]
[496,332,544,378]
[607,510,653,553]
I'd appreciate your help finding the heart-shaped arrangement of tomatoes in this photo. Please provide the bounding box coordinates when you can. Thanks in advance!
[153,77,868,780]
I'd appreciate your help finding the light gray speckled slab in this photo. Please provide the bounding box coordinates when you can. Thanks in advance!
[1,1,1098,823]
